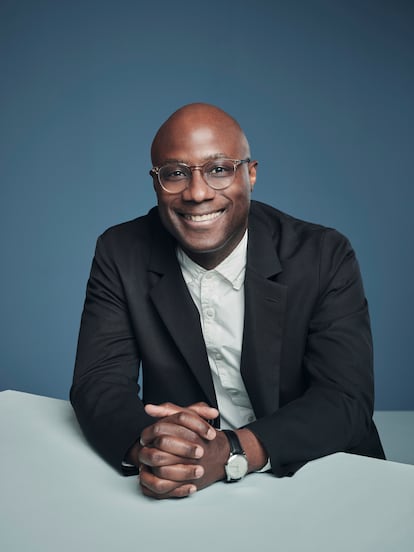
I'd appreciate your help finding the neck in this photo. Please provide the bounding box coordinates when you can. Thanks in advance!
[181,230,248,270]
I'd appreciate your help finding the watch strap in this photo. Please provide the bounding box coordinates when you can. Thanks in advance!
[222,429,244,456]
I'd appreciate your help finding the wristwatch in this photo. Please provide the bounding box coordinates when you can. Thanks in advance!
[222,430,249,482]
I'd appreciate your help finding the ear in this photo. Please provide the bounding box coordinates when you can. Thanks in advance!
[150,172,158,194]
[248,160,258,191]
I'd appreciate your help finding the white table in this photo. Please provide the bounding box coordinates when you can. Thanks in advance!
[1,390,413,552]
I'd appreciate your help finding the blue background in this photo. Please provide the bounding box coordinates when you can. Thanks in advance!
[1,0,413,408]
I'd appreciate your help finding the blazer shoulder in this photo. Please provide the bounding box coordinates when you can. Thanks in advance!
[95,207,164,256]
[100,207,156,241]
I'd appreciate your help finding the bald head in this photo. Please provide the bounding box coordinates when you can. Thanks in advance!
[151,103,250,166]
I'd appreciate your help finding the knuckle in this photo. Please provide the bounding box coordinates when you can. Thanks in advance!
[142,447,164,466]
[152,423,162,436]
[157,478,182,495]
[156,435,172,450]
[151,450,166,464]
[140,474,171,495]
[176,411,186,423]
[154,466,169,479]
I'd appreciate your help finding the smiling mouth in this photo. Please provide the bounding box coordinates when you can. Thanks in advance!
[180,209,224,222]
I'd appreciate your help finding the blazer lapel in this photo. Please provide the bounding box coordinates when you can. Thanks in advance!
[147,212,217,408]
[241,209,287,418]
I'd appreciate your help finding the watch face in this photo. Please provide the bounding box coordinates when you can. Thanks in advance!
[226,454,248,480]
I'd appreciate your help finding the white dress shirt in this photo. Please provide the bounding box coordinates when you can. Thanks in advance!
[176,231,257,430]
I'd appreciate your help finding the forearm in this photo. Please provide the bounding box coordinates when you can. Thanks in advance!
[246,385,374,477]
[70,379,153,471]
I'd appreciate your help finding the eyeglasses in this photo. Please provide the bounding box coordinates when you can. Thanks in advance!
[150,158,251,194]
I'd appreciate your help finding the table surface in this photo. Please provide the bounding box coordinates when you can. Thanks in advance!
[1,390,413,552]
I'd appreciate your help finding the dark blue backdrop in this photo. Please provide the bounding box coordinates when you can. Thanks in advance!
[1,0,413,408]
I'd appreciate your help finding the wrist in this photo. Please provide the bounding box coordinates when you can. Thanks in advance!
[222,429,248,482]
[125,440,142,467]
[236,428,268,473]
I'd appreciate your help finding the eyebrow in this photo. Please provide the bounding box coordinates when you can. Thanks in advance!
[160,153,230,165]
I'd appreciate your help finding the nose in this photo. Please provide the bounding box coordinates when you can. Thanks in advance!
[181,168,216,203]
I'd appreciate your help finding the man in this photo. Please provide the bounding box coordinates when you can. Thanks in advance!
[71,103,385,499]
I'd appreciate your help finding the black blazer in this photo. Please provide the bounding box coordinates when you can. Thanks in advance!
[71,201,384,476]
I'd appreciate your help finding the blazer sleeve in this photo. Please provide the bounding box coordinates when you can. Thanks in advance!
[245,229,383,476]
[70,234,153,472]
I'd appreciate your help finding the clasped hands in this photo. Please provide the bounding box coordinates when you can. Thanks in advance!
[133,402,230,499]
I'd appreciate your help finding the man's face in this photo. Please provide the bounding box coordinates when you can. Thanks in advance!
[151,116,257,269]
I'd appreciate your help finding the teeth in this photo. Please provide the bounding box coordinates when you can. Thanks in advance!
[184,211,222,222]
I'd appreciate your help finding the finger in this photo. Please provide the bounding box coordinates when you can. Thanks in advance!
[187,402,220,421]
[140,420,204,447]
[145,402,219,426]
[139,438,204,466]
[144,402,182,417]
[140,483,197,499]
[143,410,216,441]
[153,463,204,482]
[138,446,184,468]
[139,465,197,499]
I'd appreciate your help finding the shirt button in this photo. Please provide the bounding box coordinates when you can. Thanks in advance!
[248,415,255,423]
[205,308,214,318]
[215,353,222,360]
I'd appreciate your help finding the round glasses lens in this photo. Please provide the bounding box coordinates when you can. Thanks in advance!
[204,160,235,189]
[159,164,191,191]
[204,160,235,179]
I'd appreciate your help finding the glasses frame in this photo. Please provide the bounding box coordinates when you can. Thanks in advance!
[150,158,251,194]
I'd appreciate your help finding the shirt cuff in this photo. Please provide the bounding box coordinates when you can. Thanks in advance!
[256,458,271,473]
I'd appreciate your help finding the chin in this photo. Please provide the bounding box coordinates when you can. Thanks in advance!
[175,230,225,252]
[183,242,223,255]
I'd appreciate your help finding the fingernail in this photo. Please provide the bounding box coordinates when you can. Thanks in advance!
[206,428,216,440]
[194,446,203,458]
[188,486,197,495]
[194,466,204,478]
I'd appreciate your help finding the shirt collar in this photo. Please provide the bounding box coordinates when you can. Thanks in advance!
[176,231,248,291]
